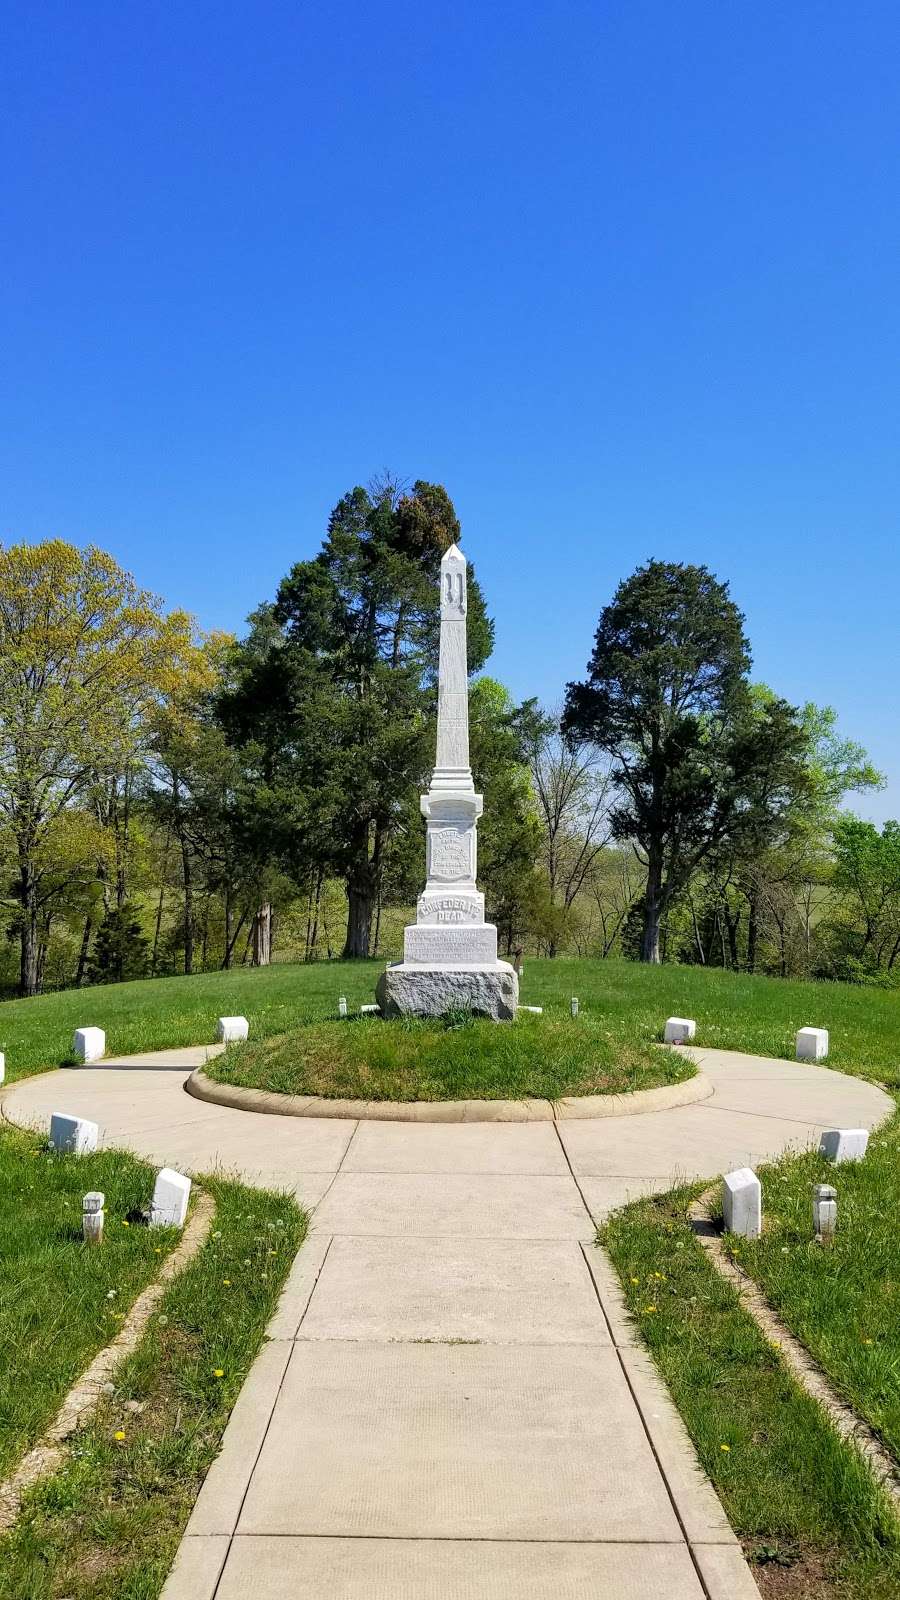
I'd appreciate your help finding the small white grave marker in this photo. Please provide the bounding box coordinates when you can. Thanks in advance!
[664,1017,696,1044]
[813,1183,837,1239]
[0,1051,5,1084]
[519,1004,543,1015]
[338,995,348,1017]
[819,1128,869,1164]
[216,1016,249,1043]
[72,1027,105,1064]
[359,1003,380,1015]
[82,1190,105,1245]
[50,1113,99,1155]
[722,1167,762,1239]
[150,1168,191,1228]
[570,997,579,1017]
[796,1027,829,1061]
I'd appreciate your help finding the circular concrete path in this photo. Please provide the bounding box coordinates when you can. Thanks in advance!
[3,1048,892,1600]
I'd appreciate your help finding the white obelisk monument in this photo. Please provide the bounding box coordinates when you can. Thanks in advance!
[377,543,519,1020]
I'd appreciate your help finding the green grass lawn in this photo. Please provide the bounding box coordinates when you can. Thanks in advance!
[0,1172,306,1600]
[720,1111,900,1465]
[0,1125,182,1480]
[2,956,897,1089]
[602,1190,900,1600]
[206,1008,691,1100]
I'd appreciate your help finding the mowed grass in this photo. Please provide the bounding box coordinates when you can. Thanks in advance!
[0,1125,182,1480]
[2,956,897,1089]
[722,1111,900,1464]
[207,1009,689,1101]
[0,1175,306,1600]
[602,1190,900,1599]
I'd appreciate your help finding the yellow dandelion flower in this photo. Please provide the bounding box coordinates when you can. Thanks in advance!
[720,1443,731,1452]
[114,1430,126,1442]
[223,1279,231,1286]
[213,1368,225,1378]
[122,1220,130,1228]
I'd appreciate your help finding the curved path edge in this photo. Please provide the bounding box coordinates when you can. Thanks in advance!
[184,1060,713,1123]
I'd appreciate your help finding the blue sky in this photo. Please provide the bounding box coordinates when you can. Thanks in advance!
[2,2,898,820]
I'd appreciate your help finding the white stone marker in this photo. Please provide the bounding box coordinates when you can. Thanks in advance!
[73,1027,105,1063]
[0,1051,5,1084]
[796,1026,829,1061]
[216,1016,249,1042]
[150,1168,191,1228]
[82,1190,105,1245]
[570,997,579,1017]
[664,1017,696,1044]
[338,995,348,1017]
[50,1113,99,1155]
[519,1005,543,1014]
[722,1167,762,1239]
[819,1128,869,1164]
[813,1183,837,1239]
[376,543,518,1021]
[359,1003,381,1015]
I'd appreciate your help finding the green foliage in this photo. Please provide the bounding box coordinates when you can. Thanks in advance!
[0,540,194,995]
[831,816,900,972]
[564,560,813,963]
[87,903,151,984]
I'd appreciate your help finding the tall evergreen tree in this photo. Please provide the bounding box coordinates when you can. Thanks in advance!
[564,560,808,963]
[219,480,493,956]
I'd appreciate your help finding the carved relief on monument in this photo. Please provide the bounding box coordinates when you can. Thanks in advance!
[428,826,473,881]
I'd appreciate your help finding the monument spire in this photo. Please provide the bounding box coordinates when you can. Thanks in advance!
[431,543,474,794]
[375,539,519,1020]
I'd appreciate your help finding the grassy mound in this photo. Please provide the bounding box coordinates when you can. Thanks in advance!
[1,957,897,1091]
[204,1009,695,1102]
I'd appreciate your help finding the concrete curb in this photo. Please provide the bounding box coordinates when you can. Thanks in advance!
[184,1063,712,1123]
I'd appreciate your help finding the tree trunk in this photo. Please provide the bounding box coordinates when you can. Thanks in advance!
[181,837,194,976]
[640,852,664,964]
[19,860,40,997]
[746,894,758,973]
[223,884,233,970]
[344,879,375,958]
[252,902,272,966]
[75,914,93,987]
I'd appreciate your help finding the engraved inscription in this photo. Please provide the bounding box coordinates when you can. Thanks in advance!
[418,894,482,925]
[429,827,472,881]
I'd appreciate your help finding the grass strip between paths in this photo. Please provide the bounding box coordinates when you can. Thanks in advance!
[0,1126,184,1480]
[0,1173,306,1600]
[720,1108,900,1468]
[601,1188,900,1600]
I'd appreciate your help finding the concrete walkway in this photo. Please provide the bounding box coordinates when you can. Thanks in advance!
[4,1048,892,1599]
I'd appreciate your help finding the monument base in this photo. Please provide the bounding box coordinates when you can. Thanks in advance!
[376,961,519,1022]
